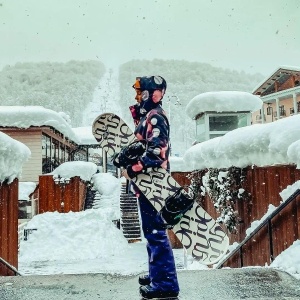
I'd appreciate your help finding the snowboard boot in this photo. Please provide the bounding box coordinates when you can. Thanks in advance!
[139,285,179,299]
[138,274,151,286]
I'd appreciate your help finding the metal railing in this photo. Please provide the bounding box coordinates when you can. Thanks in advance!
[215,189,300,269]
[0,257,22,276]
[18,221,28,251]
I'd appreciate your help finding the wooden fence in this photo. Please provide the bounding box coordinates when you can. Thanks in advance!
[39,175,87,213]
[217,165,300,267]
[0,179,19,276]
[173,166,300,267]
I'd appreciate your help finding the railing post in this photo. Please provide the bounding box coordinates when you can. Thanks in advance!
[268,219,274,262]
[102,149,107,173]
[239,246,243,268]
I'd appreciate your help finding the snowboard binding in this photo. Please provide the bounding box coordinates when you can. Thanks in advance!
[159,186,195,228]
[112,140,147,168]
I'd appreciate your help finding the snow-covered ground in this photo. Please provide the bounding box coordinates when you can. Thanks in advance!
[18,163,208,276]
[18,164,300,280]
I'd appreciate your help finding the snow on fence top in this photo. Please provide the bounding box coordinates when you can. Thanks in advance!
[0,131,31,183]
[183,114,300,171]
[51,161,98,182]
[186,91,262,120]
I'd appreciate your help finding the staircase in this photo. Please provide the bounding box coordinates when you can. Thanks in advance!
[84,184,97,210]
[120,182,142,243]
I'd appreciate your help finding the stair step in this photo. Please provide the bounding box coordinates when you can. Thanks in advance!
[120,197,137,201]
[120,201,137,204]
[121,224,140,228]
[120,206,138,210]
[123,229,141,234]
[123,234,142,238]
[122,214,139,219]
[122,208,138,215]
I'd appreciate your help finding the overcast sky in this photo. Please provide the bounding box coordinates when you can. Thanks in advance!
[0,0,299,75]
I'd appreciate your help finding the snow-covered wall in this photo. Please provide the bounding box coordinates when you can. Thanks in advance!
[182,114,300,171]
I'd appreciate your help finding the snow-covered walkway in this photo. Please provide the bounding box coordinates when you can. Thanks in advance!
[1,268,300,300]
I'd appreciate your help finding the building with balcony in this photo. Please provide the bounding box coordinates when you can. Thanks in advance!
[252,66,300,123]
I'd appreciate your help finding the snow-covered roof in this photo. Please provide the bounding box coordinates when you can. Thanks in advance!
[0,131,31,183]
[252,66,300,95]
[72,126,98,145]
[183,114,300,171]
[186,91,262,120]
[0,106,81,144]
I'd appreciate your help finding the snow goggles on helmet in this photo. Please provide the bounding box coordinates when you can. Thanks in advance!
[132,76,167,92]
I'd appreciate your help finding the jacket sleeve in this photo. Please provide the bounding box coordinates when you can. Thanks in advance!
[126,112,169,178]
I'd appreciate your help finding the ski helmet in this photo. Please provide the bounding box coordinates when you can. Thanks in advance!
[139,76,167,92]
[132,76,167,102]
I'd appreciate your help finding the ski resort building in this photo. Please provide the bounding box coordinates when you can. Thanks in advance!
[185,91,262,143]
[0,106,99,183]
[252,66,300,124]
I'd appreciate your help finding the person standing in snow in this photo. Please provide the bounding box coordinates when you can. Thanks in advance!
[122,75,180,299]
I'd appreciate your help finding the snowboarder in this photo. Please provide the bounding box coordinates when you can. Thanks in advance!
[122,75,180,299]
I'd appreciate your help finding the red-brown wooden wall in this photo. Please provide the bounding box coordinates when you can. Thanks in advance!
[173,166,300,267]
[39,175,87,213]
[218,165,300,267]
[0,179,18,275]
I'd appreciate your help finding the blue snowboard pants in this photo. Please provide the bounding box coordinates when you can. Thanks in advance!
[138,192,180,292]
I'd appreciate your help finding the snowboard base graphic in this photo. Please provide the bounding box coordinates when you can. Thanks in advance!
[92,113,229,265]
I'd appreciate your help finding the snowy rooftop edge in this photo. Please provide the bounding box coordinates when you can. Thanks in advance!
[0,131,31,183]
[252,65,300,93]
[0,106,99,145]
[185,91,262,120]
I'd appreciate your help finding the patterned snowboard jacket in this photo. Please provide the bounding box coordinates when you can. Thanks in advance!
[126,105,170,179]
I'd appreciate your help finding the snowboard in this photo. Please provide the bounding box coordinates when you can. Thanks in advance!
[92,113,229,265]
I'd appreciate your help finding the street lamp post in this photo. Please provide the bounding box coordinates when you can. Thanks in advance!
[54,175,70,213]
[166,94,181,156]
[167,94,180,120]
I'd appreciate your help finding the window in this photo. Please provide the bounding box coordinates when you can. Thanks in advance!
[279,105,286,117]
[196,117,206,143]
[266,105,273,115]
[209,115,239,131]
[196,113,250,143]
[42,134,52,174]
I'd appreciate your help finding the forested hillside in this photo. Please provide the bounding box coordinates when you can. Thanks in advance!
[0,58,264,155]
[119,59,264,155]
[0,60,105,126]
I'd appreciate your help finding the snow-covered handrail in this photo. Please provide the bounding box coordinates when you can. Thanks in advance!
[0,256,22,276]
[215,188,300,269]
